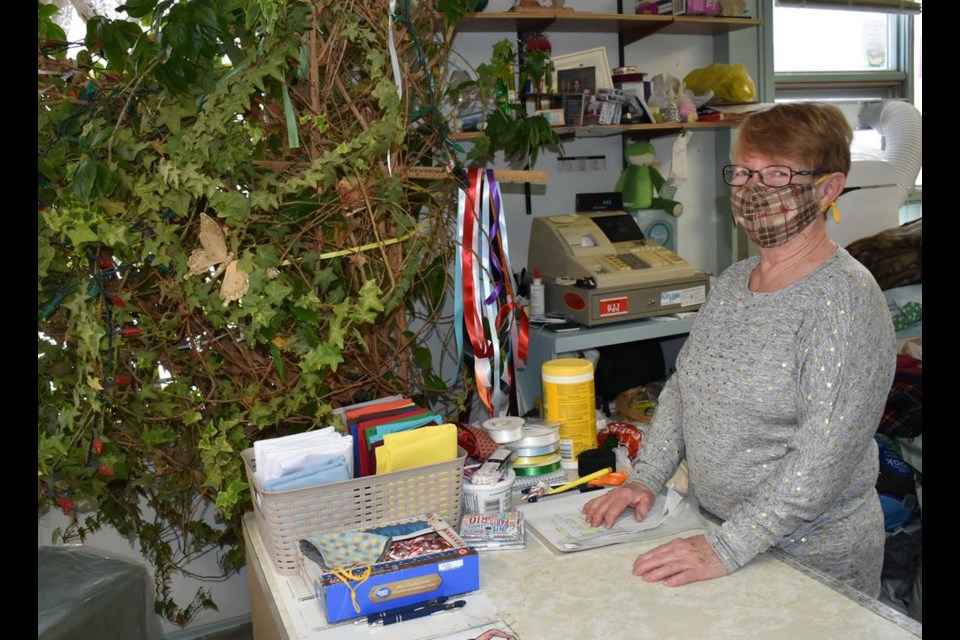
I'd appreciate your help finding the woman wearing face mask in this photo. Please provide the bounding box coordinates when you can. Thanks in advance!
[582,102,896,597]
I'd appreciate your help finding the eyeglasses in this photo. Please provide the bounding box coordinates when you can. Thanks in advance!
[722,165,823,188]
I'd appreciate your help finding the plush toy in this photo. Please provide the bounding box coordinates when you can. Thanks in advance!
[615,141,683,216]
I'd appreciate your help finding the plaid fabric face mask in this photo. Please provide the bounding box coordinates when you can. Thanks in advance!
[731,182,825,249]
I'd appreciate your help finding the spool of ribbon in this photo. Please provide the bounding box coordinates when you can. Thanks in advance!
[504,423,560,449]
[482,416,525,444]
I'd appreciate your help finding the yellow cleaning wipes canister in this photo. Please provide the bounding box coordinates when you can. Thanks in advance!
[542,358,596,469]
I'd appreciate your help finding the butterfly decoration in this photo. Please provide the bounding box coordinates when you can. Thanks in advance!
[183,213,250,306]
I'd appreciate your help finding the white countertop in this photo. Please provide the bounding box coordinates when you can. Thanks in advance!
[243,510,920,640]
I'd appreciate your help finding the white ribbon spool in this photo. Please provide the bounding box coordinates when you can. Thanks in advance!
[482,416,525,444]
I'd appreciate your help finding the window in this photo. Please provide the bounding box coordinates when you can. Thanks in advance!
[775,9,896,73]
[772,3,920,105]
[769,0,921,212]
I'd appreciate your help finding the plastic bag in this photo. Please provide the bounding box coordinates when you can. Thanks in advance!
[683,63,756,104]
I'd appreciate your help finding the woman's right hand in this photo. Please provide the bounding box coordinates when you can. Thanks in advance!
[581,481,657,529]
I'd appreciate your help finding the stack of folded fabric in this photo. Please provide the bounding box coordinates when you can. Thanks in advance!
[254,427,353,491]
[337,395,457,477]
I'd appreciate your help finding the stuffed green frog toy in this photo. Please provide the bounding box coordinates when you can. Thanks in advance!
[615,141,683,216]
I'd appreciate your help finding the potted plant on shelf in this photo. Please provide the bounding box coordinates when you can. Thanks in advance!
[521,33,553,98]
[457,38,561,167]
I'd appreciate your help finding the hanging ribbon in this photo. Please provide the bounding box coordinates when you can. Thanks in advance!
[328,564,374,613]
[478,172,502,415]
[386,0,402,177]
[455,169,530,417]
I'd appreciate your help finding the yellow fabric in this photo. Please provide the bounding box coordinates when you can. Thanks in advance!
[375,423,457,474]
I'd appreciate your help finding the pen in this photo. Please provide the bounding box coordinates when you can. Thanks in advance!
[521,467,614,503]
[370,600,466,626]
[544,467,612,497]
[360,596,450,624]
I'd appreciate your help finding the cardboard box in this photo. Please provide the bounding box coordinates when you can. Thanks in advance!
[686,0,721,15]
[301,514,480,623]
[636,0,673,14]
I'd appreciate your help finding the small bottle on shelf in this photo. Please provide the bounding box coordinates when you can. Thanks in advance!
[530,267,546,318]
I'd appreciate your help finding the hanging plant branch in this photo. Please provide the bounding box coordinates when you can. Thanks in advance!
[38,0,481,626]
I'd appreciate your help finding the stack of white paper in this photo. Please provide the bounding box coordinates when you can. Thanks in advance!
[518,488,705,553]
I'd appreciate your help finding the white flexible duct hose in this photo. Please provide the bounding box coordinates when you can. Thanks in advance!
[858,100,922,207]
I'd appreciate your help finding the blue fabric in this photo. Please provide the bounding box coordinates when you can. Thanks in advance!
[365,414,443,445]
[367,521,430,538]
[262,456,349,491]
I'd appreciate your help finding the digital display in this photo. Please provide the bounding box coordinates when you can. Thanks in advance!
[592,214,645,243]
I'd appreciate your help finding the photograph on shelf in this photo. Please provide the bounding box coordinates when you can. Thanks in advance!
[551,47,614,92]
[552,48,614,126]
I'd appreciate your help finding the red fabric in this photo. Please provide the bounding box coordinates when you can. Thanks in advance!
[877,354,922,439]
[457,422,500,461]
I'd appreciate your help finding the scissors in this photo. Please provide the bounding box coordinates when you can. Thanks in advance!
[521,469,628,502]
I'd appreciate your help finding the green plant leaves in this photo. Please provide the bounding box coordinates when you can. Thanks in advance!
[118,0,160,20]
[39,0,471,627]
[465,38,562,166]
[85,16,143,71]
[38,3,67,45]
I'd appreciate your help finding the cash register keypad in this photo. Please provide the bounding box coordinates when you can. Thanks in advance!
[615,252,650,269]
[603,246,687,272]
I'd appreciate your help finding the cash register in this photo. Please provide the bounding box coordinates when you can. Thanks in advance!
[528,211,709,326]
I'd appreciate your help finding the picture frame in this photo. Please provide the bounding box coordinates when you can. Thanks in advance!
[551,47,614,96]
[561,93,585,127]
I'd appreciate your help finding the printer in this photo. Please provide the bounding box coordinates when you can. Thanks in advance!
[528,211,709,326]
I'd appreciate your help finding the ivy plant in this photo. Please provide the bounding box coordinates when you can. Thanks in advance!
[38,0,477,624]
[38,0,559,625]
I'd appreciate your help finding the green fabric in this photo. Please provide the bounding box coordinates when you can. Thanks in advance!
[892,301,922,331]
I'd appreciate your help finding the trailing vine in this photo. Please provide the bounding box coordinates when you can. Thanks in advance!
[38,0,558,625]
[37,0,483,624]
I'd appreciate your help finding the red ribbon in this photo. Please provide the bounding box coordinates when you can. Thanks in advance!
[461,168,490,360]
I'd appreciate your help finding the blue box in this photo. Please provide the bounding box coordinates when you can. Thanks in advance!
[301,514,480,623]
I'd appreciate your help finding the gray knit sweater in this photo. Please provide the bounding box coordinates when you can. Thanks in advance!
[630,247,896,596]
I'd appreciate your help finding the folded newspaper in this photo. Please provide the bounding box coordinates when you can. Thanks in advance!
[519,487,705,553]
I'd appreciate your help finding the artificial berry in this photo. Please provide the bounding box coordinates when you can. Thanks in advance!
[56,496,74,515]
[98,256,115,269]
[114,375,131,387]
[120,326,141,338]
[109,294,127,308]
[98,465,114,477]
[92,437,104,455]
[524,34,552,53]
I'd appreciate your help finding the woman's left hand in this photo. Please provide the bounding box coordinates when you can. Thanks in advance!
[632,534,728,586]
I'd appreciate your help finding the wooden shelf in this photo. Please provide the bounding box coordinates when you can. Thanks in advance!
[450,119,741,142]
[456,12,761,46]
[662,15,763,36]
